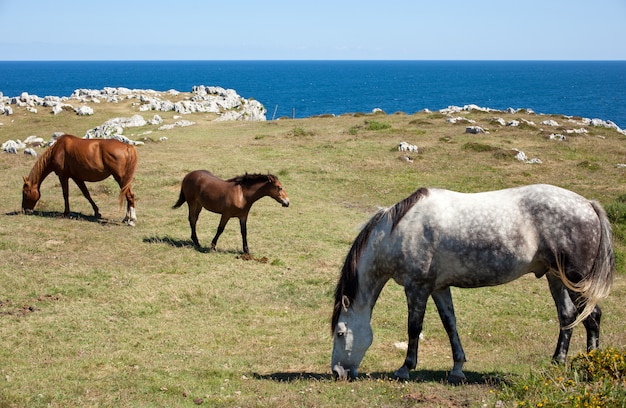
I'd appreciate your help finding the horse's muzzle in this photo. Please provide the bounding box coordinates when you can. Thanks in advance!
[281,199,290,208]
[332,364,347,380]
[332,364,356,381]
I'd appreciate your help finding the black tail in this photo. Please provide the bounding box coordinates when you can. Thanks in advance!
[172,188,186,209]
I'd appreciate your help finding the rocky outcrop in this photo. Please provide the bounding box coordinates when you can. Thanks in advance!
[0,86,267,122]
[439,104,625,135]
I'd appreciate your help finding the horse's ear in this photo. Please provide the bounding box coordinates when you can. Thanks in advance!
[23,176,29,186]
[341,295,351,311]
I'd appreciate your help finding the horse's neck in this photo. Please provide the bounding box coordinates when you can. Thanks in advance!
[355,266,390,315]
[27,156,54,187]
[243,182,271,203]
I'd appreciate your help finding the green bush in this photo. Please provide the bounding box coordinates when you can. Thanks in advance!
[365,120,391,131]
[292,126,313,137]
[462,142,497,152]
[499,348,626,407]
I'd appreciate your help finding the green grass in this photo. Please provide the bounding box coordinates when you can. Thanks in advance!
[0,100,625,407]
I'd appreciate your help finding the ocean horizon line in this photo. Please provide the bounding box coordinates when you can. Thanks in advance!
[1,59,626,62]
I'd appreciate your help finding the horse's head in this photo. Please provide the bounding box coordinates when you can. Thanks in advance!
[267,175,290,208]
[21,176,40,213]
[331,295,373,380]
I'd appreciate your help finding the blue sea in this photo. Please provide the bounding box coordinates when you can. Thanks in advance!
[0,60,625,128]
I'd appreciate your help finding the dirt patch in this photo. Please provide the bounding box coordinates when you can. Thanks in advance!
[237,253,268,263]
[0,293,63,317]
[402,392,465,408]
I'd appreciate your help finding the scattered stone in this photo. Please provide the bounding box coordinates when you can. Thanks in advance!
[398,141,418,152]
[75,105,94,116]
[465,126,486,134]
[540,119,559,127]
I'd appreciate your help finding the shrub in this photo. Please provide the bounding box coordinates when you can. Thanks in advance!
[499,348,626,407]
[462,142,498,152]
[605,194,626,224]
[569,348,625,382]
[577,160,601,171]
[365,120,391,131]
[291,126,313,137]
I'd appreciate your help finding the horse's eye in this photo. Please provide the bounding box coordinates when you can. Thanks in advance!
[337,332,344,337]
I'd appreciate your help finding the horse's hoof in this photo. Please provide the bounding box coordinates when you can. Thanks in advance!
[447,372,466,385]
[393,366,410,380]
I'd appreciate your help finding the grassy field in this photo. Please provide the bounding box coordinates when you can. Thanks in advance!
[0,98,624,407]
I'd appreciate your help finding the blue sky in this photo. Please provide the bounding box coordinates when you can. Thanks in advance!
[1,0,625,60]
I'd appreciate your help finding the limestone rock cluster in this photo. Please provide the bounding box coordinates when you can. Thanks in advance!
[0,86,267,122]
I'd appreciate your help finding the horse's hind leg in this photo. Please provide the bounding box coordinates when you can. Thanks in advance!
[74,179,100,218]
[432,287,467,384]
[187,202,203,247]
[210,214,230,251]
[566,288,602,352]
[547,273,578,363]
[583,305,602,352]
[121,186,136,226]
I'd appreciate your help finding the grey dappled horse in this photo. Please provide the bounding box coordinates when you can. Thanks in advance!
[331,184,615,383]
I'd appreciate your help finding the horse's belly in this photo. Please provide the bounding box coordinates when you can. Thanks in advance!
[431,249,536,289]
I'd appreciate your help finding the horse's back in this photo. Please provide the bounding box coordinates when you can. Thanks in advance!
[183,170,223,189]
[51,134,137,183]
[57,134,136,159]
[422,184,599,248]
[181,170,233,212]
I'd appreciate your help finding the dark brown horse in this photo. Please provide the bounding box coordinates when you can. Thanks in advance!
[172,170,290,253]
[22,134,138,225]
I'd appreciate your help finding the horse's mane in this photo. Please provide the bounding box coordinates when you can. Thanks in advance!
[27,141,56,183]
[331,188,429,332]
[228,173,278,186]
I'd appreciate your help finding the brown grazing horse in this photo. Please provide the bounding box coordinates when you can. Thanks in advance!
[172,170,290,253]
[22,134,138,225]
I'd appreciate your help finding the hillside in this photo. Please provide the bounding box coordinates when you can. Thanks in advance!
[1,89,624,407]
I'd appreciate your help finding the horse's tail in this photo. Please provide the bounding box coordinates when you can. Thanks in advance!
[172,187,186,209]
[119,145,138,209]
[558,200,615,328]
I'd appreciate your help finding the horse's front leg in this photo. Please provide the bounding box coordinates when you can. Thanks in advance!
[74,179,100,218]
[239,216,249,254]
[432,287,467,384]
[59,177,72,216]
[394,284,431,380]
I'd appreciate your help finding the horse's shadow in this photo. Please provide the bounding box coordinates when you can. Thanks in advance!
[253,370,510,385]
[142,235,241,254]
[6,210,122,225]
